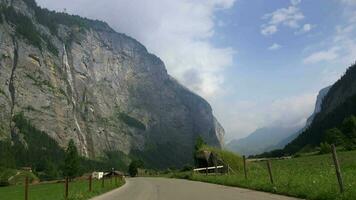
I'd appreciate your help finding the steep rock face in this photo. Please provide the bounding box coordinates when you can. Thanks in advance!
[0,0,224,168]
[305,86,331,127]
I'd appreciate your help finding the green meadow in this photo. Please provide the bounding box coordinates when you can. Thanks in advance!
[0,178,124,200]
[169,150,356,200]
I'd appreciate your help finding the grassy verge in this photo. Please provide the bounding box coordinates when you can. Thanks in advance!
[0,178,125,200]
[167,150,356,200]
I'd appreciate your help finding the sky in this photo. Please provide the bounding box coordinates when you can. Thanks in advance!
[36,0,356,142]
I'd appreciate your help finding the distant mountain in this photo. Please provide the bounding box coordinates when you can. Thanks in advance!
[284,63,356,154]
[227,85,332,156]
[226,125,302,156]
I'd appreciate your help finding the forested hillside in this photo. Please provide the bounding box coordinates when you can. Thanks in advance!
[284,63,356,154]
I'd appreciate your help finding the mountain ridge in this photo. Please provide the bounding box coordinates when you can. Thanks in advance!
[0,0,224,169]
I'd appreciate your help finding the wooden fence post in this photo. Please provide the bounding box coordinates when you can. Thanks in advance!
[205,167,208,176]
[102,177,105,188]
[266,160,274,184]
[115,175,118,186]
[331,144,344,193]
[243,155,247,179]
[65,177,69,199]
[227,164,230,175]
[24,176,29,200]
[89,175,92,192]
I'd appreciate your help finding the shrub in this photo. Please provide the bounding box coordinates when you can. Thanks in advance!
[118,113,146,130]
[319,142,331,154]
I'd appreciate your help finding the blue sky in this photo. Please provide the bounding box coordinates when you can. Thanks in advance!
[209,0,356,141]
[37,0,356,141]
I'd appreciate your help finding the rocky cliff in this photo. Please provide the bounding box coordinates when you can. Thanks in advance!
[0,0,224,168]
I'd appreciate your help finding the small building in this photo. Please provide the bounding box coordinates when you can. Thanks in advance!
[195,150,219,168]
[92,171,104,180]
[103,171,124,178]
[21,167,32,173]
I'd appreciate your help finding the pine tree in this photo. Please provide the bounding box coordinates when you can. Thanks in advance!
[63,139,79,179]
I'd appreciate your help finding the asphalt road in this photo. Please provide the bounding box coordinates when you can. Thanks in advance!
[91,177,301,200]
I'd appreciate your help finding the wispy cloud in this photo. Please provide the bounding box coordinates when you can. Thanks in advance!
[36,0,236,99]
[303,2,356,66]
[261,0,305,36]
[268,43,282,50]
[303,47,339,64]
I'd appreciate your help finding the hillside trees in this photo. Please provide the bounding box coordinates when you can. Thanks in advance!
[63,139,80,179]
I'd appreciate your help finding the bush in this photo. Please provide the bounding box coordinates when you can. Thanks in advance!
[128,160,144,177]
[319,142,331,154]
[118,113,146,130]
[324,128,345,146]
[3,6,42,50]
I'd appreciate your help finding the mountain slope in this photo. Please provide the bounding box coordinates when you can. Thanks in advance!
[227,125,301,156]
[0,0,224,169]
[284,63,356,154]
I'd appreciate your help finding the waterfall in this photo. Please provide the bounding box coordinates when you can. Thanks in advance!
[63,45,89,157]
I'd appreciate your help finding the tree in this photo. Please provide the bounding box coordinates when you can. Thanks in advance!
[324,128,345,146]
[319,142,331,154]
[194,136,206,152]
[128,160,143,177]
[63,139,79,179]
[341,115,356,139]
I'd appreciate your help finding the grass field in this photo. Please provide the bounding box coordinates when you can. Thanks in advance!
[0,177,125,200]
[170,150,356,200]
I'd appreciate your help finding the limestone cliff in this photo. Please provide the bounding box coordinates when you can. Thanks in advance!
[0,0,224,168]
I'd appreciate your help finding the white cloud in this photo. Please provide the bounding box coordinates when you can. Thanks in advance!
[303,47,339,64]
[303,3,356,65]
[261,0,305,35]
[261,25,278,35]
[291,0,301,6]
[268,43,282,50]
[302,23,313,32]
[36,0,236,98]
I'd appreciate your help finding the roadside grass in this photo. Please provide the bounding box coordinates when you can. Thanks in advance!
[0,168,39,186]
[0,178,125,200]
[169,150,356,200]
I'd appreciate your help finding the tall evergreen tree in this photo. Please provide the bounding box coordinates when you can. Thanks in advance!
[63,139,79,179]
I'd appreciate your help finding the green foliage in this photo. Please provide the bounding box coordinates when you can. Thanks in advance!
[118,112,146,130]
[319,142,331,154]
[3,6,42,49]
[325,128,345,145]
[177,150,356,200]
[0,178,124,200]
[0,113,129,182]
[63,139,80,179]
[199,145,243,172]
[341,115,356,139]
[194,136,206,152]
[130,141,194,169]
[0,168,39,186]
[0,140,16,168]
[128,159,144,177]
[23,0,113,35]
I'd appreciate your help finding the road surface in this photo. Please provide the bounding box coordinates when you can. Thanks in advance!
[91,177,301,200]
